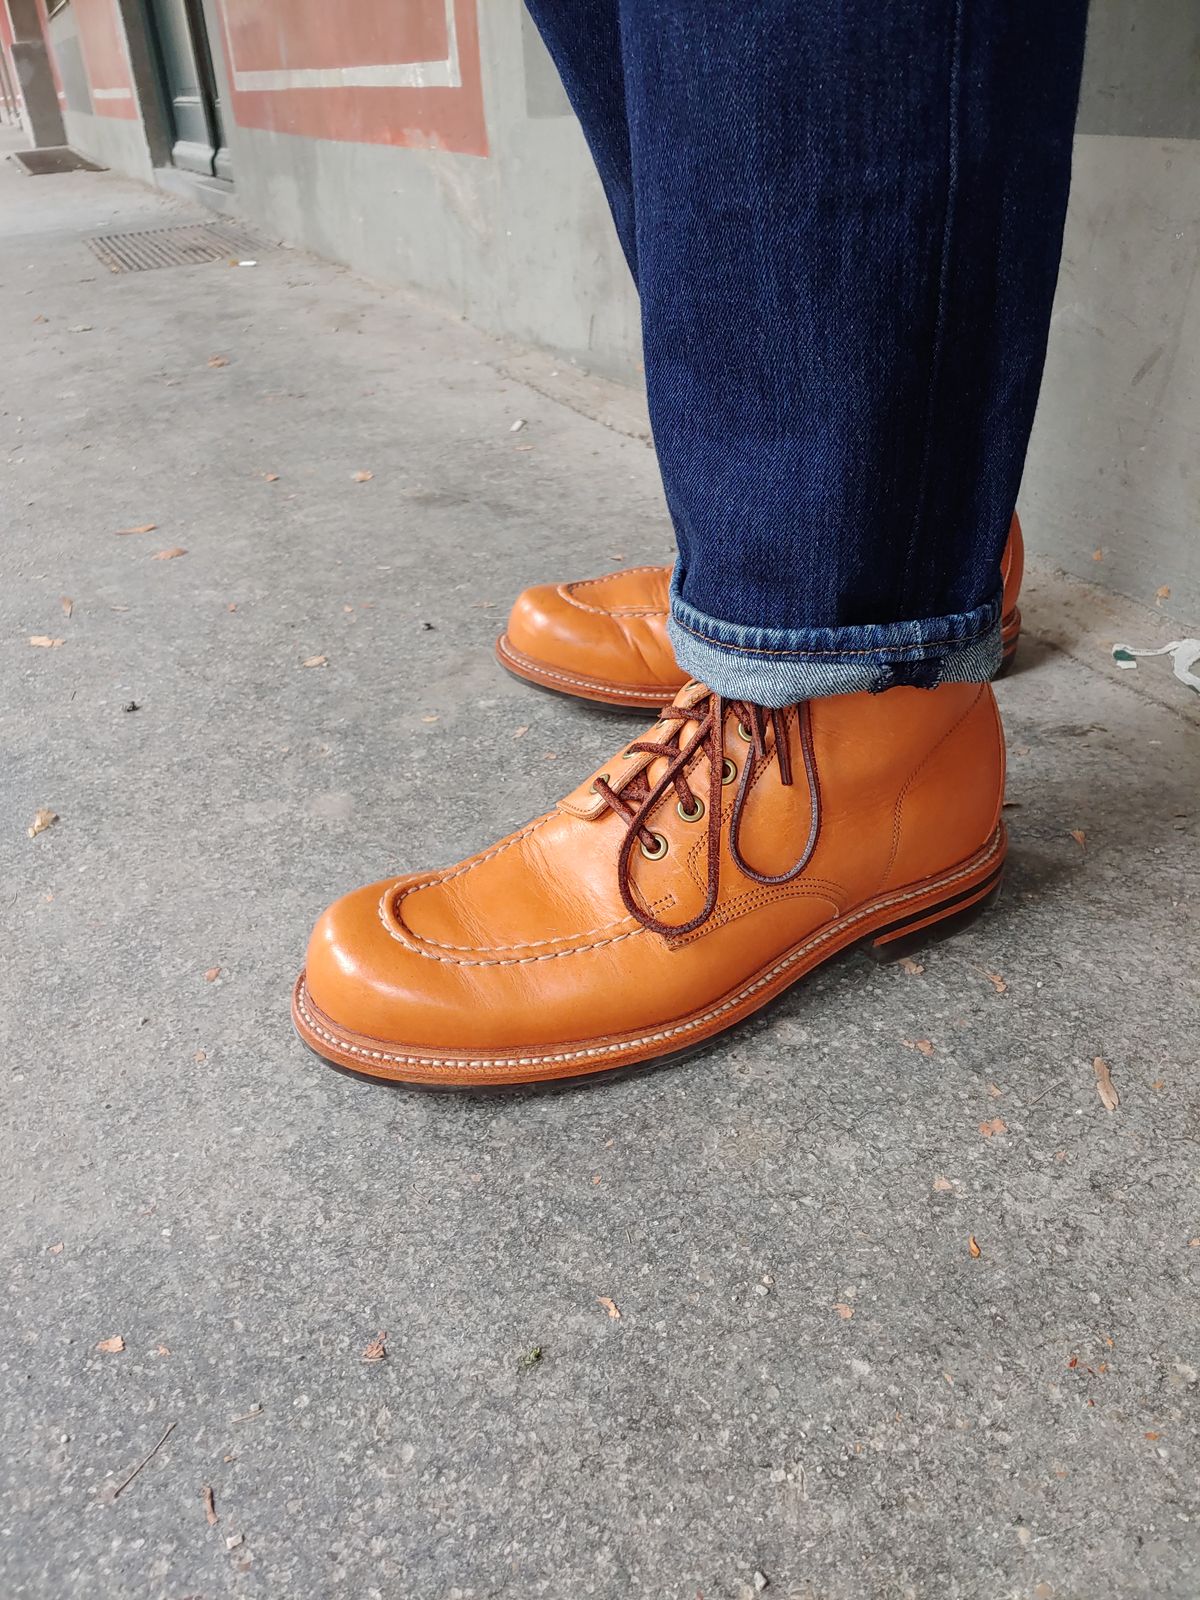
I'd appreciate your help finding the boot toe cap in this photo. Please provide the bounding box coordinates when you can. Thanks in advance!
[504,582,585,672]
[301,878,426,1047]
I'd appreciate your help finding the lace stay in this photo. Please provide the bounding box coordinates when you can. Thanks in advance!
[590,687,821,937]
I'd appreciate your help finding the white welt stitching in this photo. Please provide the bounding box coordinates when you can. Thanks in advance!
[497,635,677,701]
[374,822,645,962]
[377,876,643,960]
[393,913,638,953]
[559,567,670,614]
[376,887,644,966]
[437,815,551,884]
[299,826,1004,1069]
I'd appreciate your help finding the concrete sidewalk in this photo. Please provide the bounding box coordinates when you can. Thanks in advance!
[2,135,1198,1600]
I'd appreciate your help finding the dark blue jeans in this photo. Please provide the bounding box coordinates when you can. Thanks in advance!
[524,0,1089,703]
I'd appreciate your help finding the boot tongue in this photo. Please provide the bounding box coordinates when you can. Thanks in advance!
[556,682,715,819]
[640,682,712,789]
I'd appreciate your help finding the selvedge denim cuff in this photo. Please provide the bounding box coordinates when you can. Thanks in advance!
[668,572,1003,707]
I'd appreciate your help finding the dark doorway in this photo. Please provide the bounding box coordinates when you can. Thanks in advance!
[144,0,230,179]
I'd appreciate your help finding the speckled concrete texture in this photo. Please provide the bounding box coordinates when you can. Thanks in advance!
[2,139,1198,1600]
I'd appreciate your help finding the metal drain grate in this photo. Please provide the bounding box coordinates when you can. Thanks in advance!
[86,220,271,274]
[12,147,106,176]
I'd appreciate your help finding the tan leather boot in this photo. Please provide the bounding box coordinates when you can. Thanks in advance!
[293,680,1006,1089]
[498,514,1024,710]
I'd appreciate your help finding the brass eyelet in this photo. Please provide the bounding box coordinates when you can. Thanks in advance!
[676,796,705,823]
[621,750,639,760]
[736,721,753,743]
[721,757,737,785]
[589,772,611,794]
[639,832,669,862]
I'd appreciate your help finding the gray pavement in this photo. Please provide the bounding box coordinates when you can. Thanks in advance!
[2,134,1198,1600]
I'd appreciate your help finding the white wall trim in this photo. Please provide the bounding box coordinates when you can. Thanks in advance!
[227,0,461,94]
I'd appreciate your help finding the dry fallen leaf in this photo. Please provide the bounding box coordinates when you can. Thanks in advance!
[1188,1238,1199,1249]
[596,1296,621,1320]
[932,1177,954,1192]
[968,1235,982,1259]
[208,354,229,367]
[225,1533,243,1550]
[899,957,924,976]
[984,970,1007,995]
[1155,585,1171,604]
[203,1485,219,1525]
[47,1242,64,1254]
[513,726,529,740]
[60,596,74,618]
[302,655,327,669]
[1092,548,1104,562]
[988,1082,1003,1099]
[1069,828,1087,849]
[979,1117,1008,1138]
[263,472,280,482]
[155,1344,171,1356]
[116,523,157,535]
[194,1050,207,1063]
[833,1303,855,1320]
[204,967,221,983]
[361,1331,388,1363]
[29,636,64,648]
[1092,1057,1120,1112]
[353,470,374,483]
[96,1336,125,1353]
[151,546,187,561]
[28,808,59,839]
[902,1038,935,1056]
[421,714,439,724]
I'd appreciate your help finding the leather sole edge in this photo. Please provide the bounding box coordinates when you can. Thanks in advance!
[495,632,681,710]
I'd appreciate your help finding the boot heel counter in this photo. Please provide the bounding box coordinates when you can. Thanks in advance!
[884,685,1005,889]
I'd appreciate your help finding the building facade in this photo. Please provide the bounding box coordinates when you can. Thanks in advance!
[3,0,1198,615]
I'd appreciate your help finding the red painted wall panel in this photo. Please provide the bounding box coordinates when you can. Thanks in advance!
[71,0,137,119]
[35,0,136,119]
[214,0,487,157]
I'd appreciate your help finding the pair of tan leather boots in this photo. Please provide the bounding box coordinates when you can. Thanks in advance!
[293,521,1024,1089]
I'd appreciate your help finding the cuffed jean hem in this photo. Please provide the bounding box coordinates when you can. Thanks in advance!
[668,576,1004,707]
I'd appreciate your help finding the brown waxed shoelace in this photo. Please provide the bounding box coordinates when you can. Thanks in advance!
[591,687,821,938]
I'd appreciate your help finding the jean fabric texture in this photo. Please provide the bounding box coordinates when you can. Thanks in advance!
[524,0,1089,704]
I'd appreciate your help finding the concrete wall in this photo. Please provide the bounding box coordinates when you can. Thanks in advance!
[204,0,638,382]
[1024,3,1200,616]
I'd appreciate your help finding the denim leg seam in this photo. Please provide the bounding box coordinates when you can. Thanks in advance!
[901,0,965,601]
